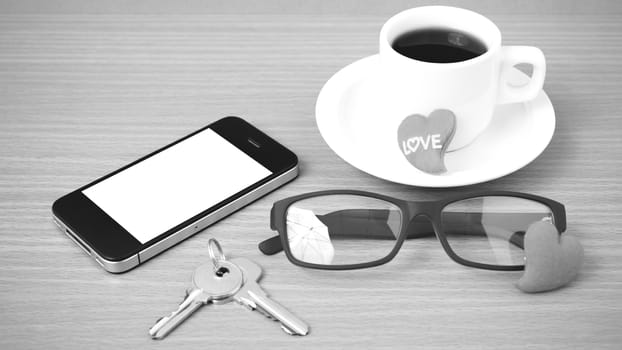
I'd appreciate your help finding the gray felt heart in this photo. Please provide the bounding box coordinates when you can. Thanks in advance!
[517,221,584,293]
[397,109,456,174]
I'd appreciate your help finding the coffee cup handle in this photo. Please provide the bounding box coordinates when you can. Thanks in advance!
[497,46,546,105]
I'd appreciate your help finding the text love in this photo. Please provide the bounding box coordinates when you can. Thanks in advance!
[401,134,443,155]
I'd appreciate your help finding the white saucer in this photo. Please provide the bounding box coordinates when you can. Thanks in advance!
[315,54,555,187]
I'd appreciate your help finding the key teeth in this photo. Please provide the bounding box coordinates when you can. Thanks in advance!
[255,305,305,336]
[254,305,279,321]
[239,297,257,311]
[281,324,297,335]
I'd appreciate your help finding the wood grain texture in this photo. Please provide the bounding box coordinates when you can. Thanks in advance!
[1,6,622,350]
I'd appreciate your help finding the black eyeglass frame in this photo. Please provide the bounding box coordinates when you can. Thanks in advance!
[263,190,566,271]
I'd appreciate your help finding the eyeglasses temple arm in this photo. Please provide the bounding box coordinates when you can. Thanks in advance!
[259,235,283,255]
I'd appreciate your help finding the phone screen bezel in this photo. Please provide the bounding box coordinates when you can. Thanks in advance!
[52,116,298,262]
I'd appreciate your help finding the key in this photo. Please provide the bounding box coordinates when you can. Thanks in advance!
[149,260,243,339]
[230,257,310,336]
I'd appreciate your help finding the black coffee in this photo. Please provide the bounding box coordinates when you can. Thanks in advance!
[392,28,487,63]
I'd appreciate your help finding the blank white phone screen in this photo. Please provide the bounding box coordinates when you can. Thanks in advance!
[83,128,272,244]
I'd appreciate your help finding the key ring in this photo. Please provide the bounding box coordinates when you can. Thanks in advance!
[208,238,226,268]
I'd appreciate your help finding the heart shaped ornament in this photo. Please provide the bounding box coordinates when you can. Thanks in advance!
[397,109,456,174]
[517,221,584,293]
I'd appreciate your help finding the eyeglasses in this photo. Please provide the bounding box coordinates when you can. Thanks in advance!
[259,191,566,270]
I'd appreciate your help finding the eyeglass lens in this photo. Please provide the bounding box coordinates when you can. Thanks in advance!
[441,196,554,267]
[284,195,402,266]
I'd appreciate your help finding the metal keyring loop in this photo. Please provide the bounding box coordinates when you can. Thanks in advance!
[207,238,226,267]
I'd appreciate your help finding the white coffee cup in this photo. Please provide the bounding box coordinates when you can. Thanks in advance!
[377,6,546,151]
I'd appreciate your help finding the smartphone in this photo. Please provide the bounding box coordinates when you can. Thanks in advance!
[52,116,298,273]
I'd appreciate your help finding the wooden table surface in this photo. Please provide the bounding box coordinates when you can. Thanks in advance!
[1,1,621,349]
